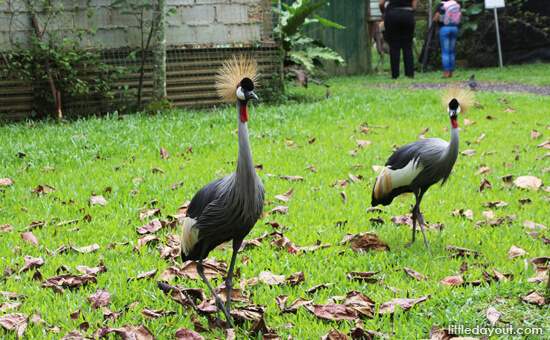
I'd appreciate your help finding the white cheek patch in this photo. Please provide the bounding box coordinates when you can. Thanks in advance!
[236,87,245,100]
[181,217,199,256]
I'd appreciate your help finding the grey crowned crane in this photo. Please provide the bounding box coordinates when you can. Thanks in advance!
[371,85,474,253]
[179,55,265,328]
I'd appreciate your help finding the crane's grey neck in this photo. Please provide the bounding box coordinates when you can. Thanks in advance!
[444,118,460,166]
[236,100,255,181]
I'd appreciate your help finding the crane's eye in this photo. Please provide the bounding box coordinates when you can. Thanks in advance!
[236,86,245,100]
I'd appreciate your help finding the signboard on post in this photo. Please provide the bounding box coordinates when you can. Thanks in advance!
[484,0,505,9]
[484,0,505,67]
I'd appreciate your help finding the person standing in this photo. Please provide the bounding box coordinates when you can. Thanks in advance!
[380,0,417,79]
[434,0,461,78]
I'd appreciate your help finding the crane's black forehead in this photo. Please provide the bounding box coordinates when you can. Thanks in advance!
[449,98,459,110]
[240,78,254,91]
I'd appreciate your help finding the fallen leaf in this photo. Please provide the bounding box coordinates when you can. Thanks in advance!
[507,245,528,259]
[272,206,289,214]
[90,195,108,206]
[306,283,336,295]
[309,304,357,321]
[523,220,546,230]
[21,232,38,246]
[514,176,542,191]
[279,175,303,181]
[483,200,508,208]
[403,268,428,282]
[347,271,379,284]
[440,276,464,286]
[503,106,516,112]
[175,328,204,340]
[142,307,176,319]
[321,328,349,340]
[475,167,492,175]
[0,178,14,187]
[479,178,492,191]
[0,302,22,313]
[520,290,546,306]
[275,189,294,203]
[347,233,390,253]
[378,296,430,315]
[70,242,100,254]
[476,133,486,143]
[482,210,495,220]
[342,290,376,318]
[259,271,286,285]
[356,140,372,148]
[42,274,97,289]
[280,297,314,314]
[0,224,14,233]
[531,130,542,140]
[137,219,163,234]
[464,118,476,126]
[152,167,165,174]
[31,185,56,195]
[390,215,413,226]
[140,208,161,220]
[171,182,184,190]
[19,256,44,273]
[88,289,111,310]
[160,147,170,159]
[461,149,476,156]
[304,165,317,172]
[340,191,348,202]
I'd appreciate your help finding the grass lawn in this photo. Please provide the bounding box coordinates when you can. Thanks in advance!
[1,63,549,339]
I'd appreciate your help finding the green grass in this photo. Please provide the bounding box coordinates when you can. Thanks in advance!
[1,66,550,339]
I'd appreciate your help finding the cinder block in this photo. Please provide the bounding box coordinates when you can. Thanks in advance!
[230,23,260,43]
[36,11,73,31]
[195,0,226,4]
[195,24,228,44]
[165,6,182,27]
[216,4,248,24]
[0,11,31,31]
[51,0,88,11]
[74,7,110,29]
[167,0,193,5]
[110,8,148,28]
[125,27,144,48]
[181,5,215,25]
[90,28,128,48]
[0,31,31,50]
[89,0,114,7]
[0,1,26,11]
[167,26,196,45]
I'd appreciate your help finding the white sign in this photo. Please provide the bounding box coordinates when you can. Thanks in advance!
[485,0,505,9]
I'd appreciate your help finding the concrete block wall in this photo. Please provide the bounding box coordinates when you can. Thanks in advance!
[0,0,275,51]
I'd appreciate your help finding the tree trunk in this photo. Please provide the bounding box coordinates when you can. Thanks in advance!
[152,0,167,102]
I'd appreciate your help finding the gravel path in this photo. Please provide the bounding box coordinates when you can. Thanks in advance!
[362,81,550,96]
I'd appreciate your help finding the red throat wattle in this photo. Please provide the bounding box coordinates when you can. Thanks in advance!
[451,118,458,128]
[240,105,248,122]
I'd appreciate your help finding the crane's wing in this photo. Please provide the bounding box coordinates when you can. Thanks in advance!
[372,138,448,206]
[186,174,235,220]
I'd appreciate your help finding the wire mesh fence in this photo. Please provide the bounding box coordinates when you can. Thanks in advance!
[0,0,283,119]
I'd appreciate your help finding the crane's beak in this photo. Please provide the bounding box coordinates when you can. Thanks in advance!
[244,90,258,101]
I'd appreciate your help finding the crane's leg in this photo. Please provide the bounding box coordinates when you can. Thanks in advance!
[411,190,420,244]
[414,190,432,255]
[224,238,243,319]
[196,250,233,328]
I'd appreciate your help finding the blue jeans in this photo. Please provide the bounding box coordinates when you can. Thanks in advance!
[439,25,459,71]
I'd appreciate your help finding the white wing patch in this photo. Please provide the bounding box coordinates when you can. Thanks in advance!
[180,217,199,256]
[374,159,423,199]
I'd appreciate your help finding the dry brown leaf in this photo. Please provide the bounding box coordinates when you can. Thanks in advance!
[378,296,430,315]
[0,224,14,233]
[507,245,528,259]
[140,208,161,220]
[514,176,542,191]
[483,200,508,208]
[531,130,542,140]
[279,175,303,181]
[461,149,476,156]
[70,242,100,254]
[272,206,289,214]
[479,178,492,191]
[520,290,546,306]
[274,189,294,203]
[523,220,547,230]
[88,289,111,310]
[482,210,495,220]
[464,118,476,126]
[403,268,428,282]
[356,140,372,148]
[440,276,464,287]
[280,297,314,314]
[137,235,161,247]
[346,233,390,253]
[321,328,349,340]
[304,165,317,172]
[175,328,204,340]
[259,271,286,286]
[475,167,492,175]
[90,195,108,206]
[340,191,348,202]
[0,302,22,313]
[20,232,38,246]
[137,219,163,234]
[0,178,14,187]
[309,304,358,321]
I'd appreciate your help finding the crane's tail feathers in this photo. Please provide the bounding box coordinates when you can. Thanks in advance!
[441,84,475,113]
[180,217,199,257]
[215,55,260,102]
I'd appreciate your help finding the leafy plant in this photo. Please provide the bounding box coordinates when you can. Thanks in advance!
[3,0,114,118]
[276,0,346,75]
[457,0,484,33]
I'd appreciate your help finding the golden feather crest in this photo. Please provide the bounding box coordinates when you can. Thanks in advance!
[440,84,475,113]
[215,55,260,102]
